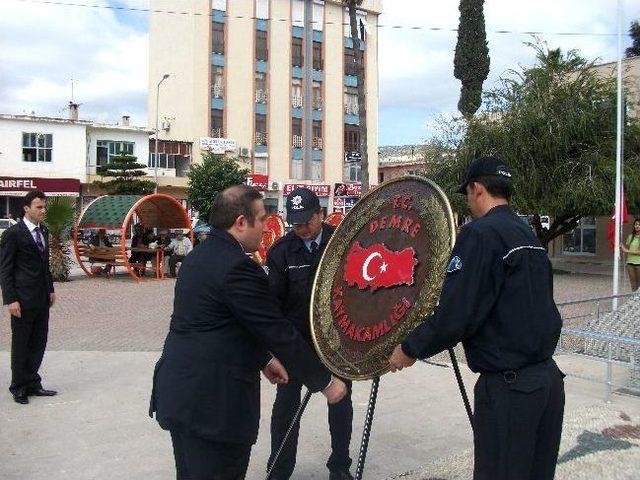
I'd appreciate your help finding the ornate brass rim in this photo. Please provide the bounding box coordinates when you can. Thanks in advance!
[310,176,456,381]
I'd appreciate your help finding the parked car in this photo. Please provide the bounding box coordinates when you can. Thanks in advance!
[0,218,13,240]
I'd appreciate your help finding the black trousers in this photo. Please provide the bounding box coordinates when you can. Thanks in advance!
[267,379,353,479]
[473,359,565,480]
[10,305,50,395]
[170,255,186,276]
[170,431,251,480]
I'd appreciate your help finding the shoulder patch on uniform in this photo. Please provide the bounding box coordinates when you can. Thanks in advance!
[446,255,463,274]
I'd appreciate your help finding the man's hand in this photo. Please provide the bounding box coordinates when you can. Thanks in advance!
[8,301,21,318]
[49,293,56,307]
[389,345,416,372]
[323,376,347,404]
[262,357,289,385]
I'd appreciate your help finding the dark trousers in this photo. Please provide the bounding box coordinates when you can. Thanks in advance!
[170,255,186,277]
[170,431,251,480]
[473,359,565,480]
[268,379,353,479]
[10,305,50,395]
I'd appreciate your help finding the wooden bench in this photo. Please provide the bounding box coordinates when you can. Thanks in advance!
[77,245,127,276]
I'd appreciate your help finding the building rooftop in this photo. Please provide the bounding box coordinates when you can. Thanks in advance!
[0,113,153,134]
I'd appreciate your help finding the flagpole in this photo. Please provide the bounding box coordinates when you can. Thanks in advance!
[613,0,624,310]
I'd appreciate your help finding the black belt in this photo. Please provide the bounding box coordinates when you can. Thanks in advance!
[485,359,553,385]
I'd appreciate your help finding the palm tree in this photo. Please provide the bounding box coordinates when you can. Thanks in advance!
[45,196,76,282]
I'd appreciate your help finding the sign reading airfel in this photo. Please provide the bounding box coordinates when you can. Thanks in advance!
[311,177,456,380]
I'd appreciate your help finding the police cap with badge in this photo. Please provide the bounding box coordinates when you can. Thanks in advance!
[286,187,321,224]
[456,156,513,194]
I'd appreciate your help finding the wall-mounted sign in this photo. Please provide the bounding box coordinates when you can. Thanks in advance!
[199,137,237,152]
[0,176,80,197]
[283,183,331,197]
[344,151,362,163]
[334,182,362,197]
[246,174,269,191]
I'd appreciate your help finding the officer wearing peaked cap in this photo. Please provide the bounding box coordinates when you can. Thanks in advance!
[266,187,354,480]
[389,156,565,480]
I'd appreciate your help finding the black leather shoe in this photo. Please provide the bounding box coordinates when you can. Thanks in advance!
[12,393,29,404]
[329,471,354,480]
[28,388,57,397]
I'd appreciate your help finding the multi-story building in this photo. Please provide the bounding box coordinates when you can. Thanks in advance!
[148,0,382,213]
[0,107,154,217]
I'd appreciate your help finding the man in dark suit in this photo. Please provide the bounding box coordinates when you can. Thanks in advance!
[0,190,57,405]
[150,184,346,480]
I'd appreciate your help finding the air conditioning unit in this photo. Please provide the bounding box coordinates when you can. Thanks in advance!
[161,120,171,131]
[270,181,282,191]
[239,147,251,158]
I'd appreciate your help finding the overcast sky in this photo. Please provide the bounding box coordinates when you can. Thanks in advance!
[1,0,638,146]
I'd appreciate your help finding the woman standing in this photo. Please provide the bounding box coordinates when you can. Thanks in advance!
[621,218,640,291]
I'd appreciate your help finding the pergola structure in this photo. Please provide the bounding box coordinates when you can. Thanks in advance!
[73,194,193,282]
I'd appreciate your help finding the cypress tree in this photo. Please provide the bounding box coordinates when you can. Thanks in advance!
[454,0,490,118]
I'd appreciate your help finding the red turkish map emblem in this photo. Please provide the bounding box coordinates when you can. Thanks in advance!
[343,242,417,291]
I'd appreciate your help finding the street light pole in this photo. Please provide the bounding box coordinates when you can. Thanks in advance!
[154,73,170,194]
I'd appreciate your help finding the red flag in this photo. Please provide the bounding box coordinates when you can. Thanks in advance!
[608,188,630,251]
[343,242,418,291]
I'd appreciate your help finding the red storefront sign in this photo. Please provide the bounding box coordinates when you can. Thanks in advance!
[246,174,269,191]
[334,183,362,197]
[283,183,331,197]
[0,177,80,197]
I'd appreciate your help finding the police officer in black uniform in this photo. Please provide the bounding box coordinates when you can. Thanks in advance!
[266,188,354,480]
[389,157,564,480]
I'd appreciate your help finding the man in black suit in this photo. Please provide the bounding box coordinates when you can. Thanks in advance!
[0,190,57,405]
[150,184,346,480]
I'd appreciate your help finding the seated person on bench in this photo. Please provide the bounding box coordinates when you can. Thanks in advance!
[167,231,192,278]
[89,228,114,275]
[129,224,153,276]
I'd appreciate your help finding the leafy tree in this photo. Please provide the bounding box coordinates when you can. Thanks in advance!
[187,153,249,222]
[428,43,640,245]
[44,196,76,282]
[626,20,640,57]
[92,153,155,195]
[454,0,490,117]
[343,0,370,193]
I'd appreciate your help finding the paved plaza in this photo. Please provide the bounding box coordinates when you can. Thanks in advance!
[1,271,639,479]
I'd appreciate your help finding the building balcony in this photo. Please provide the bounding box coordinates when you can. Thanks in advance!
[313,98,323,110]
[312,137,323,150]
[255,89,268,103]
[292,95,303,108]
[211,127,225,138]
[212,84,224,99]
[345,102,359,115]
[255,131,268,146]
[292,134,303,148]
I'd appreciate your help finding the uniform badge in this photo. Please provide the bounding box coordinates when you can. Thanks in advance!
[291,195,304,210]
[446,255,463,273]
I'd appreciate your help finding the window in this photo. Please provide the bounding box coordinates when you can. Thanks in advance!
[149,153,178,169]
[256,30,268,61]
[255,72,267,103]
[22,133,52,162]
[563,217,596,255]
[292,37,304,67]
[313,41,323,70]
[344,162,361,182]
[254,156,268,175]
[344,124,360,154]
[312,160,322,180]
[292,158,303,180]
[212,66,224,99]
[312,120,322,141]
[255,114,267,145]
[213,22,225,54]
[292,117,302,137]
[211,109,224,137]
[292,79,302,108]
[344,87,358,115]
[312,82,322,110]
[96,140,134,166]
[344,47,357,76]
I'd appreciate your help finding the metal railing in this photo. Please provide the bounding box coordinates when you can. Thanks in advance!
[210,127,224,138]
[312,137,323,150]
[255,131,268,146]
[255,89,268,103]
[345,102,359,115]
[211,84,224,99]
[292,134,303,148]
[292,95,303,108]
[556,293,639,401]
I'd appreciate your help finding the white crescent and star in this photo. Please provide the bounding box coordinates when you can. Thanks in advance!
[362,252,388,281]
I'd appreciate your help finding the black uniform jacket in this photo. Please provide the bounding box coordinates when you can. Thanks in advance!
[402,205,561,373]
[150,228,331,445]
[266,224,335,343]
[0,220,54,308]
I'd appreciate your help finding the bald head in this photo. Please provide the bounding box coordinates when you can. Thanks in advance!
[208,184,263,230]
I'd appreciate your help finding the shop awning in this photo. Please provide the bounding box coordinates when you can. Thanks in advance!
[0,177,81,197]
